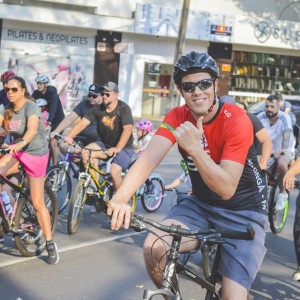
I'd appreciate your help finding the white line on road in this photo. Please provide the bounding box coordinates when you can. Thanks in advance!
[0,231,143,268]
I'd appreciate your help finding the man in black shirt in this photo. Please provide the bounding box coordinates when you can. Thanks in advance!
[65,81,134,190]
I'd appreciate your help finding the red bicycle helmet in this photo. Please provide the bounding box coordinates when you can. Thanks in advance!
[1,71,16,83]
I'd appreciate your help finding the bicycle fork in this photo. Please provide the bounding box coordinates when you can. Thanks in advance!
[143,235,182,300]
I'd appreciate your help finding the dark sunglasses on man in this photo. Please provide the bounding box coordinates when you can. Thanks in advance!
[180,78,215,93]
[88,93,99,99]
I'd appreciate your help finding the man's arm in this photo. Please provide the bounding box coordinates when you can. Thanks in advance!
[174,118,244,200]
[65,117,91,144]
[282,128,292,151]
[50,111,79,138]
[108,135,173,229]
[108,124,133,156]
[256,128,272,170]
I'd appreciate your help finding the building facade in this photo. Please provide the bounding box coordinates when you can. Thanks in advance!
[0,0,299,118]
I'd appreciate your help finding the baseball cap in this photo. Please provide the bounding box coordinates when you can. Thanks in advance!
[88,84,101,95]
[101,81,119,93]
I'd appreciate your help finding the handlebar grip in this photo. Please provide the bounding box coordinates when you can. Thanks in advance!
[220,223,255,240]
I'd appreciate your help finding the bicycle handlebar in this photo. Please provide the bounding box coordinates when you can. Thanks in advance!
[130,213,255,241]
[54,133,83,148]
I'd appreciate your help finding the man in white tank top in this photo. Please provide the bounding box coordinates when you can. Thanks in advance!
[257,94,295,210]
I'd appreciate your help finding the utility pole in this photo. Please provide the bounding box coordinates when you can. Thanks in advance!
[168,0,190,108]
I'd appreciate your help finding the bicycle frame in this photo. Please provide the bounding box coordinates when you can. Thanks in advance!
[143,233,222,300]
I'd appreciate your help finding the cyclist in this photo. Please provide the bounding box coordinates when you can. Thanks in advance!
[0,71,16,108]
[220,95,272,170]
[36,98,49,127]
[50,84,103,156]
[276,91,296,125]
[32,74,64,165]
[134,119,153,154]
[0,76,58,264]
[134,119,155,194]
[257,94,295,210]
[107,51,268,300]
[283,157,300,281]
[165,159,191,191]
[65,81,134,191]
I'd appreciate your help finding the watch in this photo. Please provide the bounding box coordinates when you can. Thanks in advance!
[21,139,27,146]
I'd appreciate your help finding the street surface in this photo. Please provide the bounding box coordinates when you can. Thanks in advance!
[0,145,300,299]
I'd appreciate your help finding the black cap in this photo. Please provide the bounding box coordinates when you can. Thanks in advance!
[88,84,101,95]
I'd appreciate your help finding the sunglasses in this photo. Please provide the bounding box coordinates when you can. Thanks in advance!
[37,82,45,85]
[4,87,19,93]
[88,93,99,99]
[180,78,214,93]
[101,92,111,97]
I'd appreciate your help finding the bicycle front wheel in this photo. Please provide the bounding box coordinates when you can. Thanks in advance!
[141,176,165,212]
[67,178,86,234]
[46,165,72,213]
[268,184,289,234]
[13,185,58,257]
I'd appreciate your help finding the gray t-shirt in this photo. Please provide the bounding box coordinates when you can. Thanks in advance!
[8,100,48,155]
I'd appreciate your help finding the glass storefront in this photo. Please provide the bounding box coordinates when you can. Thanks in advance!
[142,63,173,119]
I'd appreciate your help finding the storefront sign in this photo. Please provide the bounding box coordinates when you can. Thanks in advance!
[4,28,89,46]
[1,27,95,113]
[234,15,300,50]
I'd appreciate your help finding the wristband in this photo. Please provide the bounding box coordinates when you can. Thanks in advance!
[21,139,27,146]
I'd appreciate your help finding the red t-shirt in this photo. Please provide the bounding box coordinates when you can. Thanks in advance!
[156,102,268,214]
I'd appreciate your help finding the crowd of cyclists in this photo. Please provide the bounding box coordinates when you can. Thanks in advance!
[0,49,299,296]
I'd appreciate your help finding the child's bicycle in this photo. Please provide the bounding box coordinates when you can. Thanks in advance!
[135,171,165,212]
[67,146,137,234]
[129,213,255,300]
[0,149,58,257]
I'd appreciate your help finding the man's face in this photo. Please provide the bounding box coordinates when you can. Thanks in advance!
[265,100,279,118]
[179,72,217,118]
[101,90,118,107]
[37,82,47,92]
[87,93,102,105]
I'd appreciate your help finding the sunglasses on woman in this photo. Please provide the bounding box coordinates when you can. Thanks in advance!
[180,78,214,93]
[4,87,19,93]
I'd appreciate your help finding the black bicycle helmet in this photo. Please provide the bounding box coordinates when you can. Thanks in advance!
[173,51,219,85]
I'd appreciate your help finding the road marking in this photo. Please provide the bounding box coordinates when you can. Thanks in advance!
[0,231,143,268]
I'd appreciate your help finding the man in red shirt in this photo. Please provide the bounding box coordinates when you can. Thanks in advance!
[107,51,268,299]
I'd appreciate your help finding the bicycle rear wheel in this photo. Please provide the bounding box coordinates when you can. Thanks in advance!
[141,176,164,212]
[13,185,58,257]
[46,165,72,213]
[268,184,289,234]
[67,178,86,234]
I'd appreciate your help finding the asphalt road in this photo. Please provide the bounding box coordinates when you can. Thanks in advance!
[0,145,300,300]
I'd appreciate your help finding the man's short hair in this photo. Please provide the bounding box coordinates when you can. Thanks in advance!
[266,94,279,103]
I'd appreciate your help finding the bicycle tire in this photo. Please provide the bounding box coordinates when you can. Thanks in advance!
[67,178,86,234]
[13,185,58,257]
[268,184,289,234]
[141,176,164,212]
[46,165,72,213]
